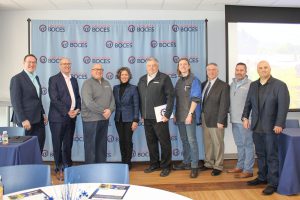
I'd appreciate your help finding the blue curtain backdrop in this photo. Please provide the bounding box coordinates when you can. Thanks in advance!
[31,20,206,162]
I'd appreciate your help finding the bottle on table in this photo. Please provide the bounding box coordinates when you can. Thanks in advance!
[2,131,8,145]
[0,175,4,200]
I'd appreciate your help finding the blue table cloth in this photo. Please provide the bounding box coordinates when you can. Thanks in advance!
[278,128,300,195]
[0,136,42,167]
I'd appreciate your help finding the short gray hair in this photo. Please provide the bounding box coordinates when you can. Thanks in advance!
[146,57,159,65]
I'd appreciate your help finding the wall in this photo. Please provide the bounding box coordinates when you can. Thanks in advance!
[0,9,298,155]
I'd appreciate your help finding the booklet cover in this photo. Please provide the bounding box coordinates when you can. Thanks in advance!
[89,184,130,200]
[154,104,174,122]
[7,189,49,200]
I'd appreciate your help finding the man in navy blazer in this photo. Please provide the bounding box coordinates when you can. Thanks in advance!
[10,54,48,153]
[242,60,290,195]
[48,58,81,180]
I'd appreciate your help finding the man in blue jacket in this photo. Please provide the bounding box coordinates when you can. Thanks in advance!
[242,60,290,195]
[48,57,81,180]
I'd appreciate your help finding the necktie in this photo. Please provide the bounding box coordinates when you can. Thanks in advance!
[202,81,211,107]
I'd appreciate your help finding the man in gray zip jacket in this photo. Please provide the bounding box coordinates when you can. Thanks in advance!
[81,64,115,164]
[227,62,254,178]
[138,57,174,177]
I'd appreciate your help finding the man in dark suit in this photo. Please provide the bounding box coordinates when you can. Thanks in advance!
[10,54,48,153]
[48,57,81,180]
[201,63,230,176]
[242,60,290,195]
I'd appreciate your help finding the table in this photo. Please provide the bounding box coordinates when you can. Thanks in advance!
[277,128,300,195]
[0,136,42,167]
[4,183,192,200]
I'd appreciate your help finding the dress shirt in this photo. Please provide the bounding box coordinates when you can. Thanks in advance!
[202,77,217,101]
[62,73,76,111]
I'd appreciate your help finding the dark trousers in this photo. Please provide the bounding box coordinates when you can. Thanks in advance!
[115,121,133,166]
[49,119,76,172]
[83,120,108,164]
[144,119,172,169]
[253,132,279,187]
[25,120,45,153]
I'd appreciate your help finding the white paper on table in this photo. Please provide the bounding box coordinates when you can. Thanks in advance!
[154,104,173,122]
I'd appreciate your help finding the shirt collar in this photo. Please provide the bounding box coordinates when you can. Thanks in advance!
[147,71,158,79]
[62,72,71,80]
[24,69,37,79]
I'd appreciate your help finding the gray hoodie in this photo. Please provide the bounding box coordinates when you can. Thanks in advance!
[230,76,251,123]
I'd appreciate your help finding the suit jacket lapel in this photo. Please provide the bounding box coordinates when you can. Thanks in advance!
[21,71,39,99]
[115,85,121,103]
[59,73,71,97]
[205,78,219,100]
[260,78,274,109]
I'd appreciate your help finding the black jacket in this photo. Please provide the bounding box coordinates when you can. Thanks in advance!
[242,76,290,132]
[138,71,174,120]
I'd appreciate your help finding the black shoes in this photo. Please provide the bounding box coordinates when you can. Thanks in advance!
[263,185,277,195]
[173,163,191,170]
[190,168,199,178]
[247,178,268,186]
[211,169,222,176]
[144,165,160,173]
[199,166,211,171]
[160,168,171,177]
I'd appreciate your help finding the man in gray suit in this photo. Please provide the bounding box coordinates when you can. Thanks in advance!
[200,63,230,176]
[242,60,290,195]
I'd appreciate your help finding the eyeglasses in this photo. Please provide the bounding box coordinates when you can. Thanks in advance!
[61,63,72,66]
[25,61,37,64]
[92,69,103,71]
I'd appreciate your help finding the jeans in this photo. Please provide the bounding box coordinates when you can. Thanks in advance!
[232,123,254,173]
[253,132,279,187]
[82,120,109,164]
[177,121,199,168]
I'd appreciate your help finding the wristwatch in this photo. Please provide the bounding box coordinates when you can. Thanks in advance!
[188,112,193,115]
[241,117,248,122]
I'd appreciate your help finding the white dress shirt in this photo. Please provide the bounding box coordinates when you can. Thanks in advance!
[62,73,76,111]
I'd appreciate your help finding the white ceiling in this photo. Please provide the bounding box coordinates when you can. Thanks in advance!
[0,0,300,11]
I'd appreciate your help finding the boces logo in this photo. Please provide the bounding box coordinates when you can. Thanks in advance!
[151,40,176,48]
[83,56,111,64]
[39,56,61,64]
[42,150,48,157]
[42,87,47,95]
[105,40,133,48]
[128,56,149,64]
[172,148,180,156]
[128,24,155,32]
[173,56,199,63]
[172,24,198,32]
[106,72,114,80]
[83,24,111,32]
[61,40,88,48]
[39,24,65,32]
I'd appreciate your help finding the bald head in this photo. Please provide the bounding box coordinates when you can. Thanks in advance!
[257,60,271,80]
